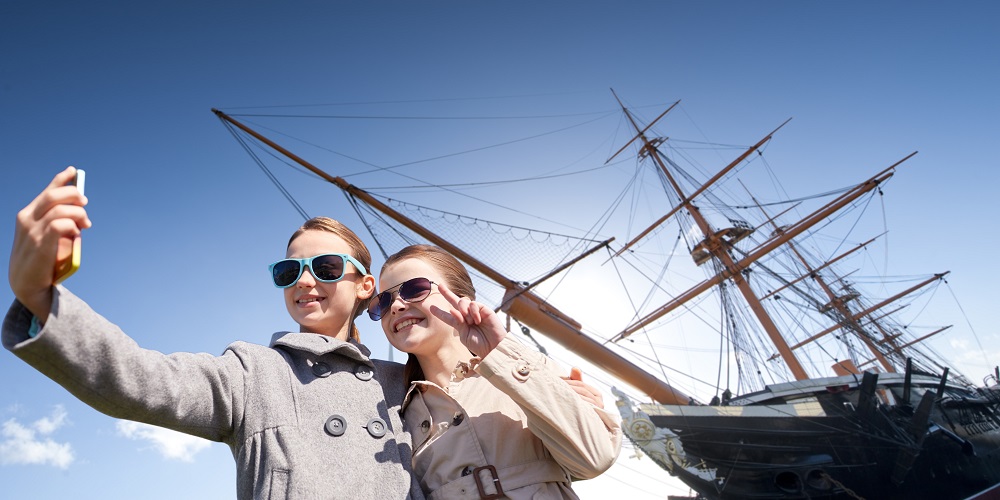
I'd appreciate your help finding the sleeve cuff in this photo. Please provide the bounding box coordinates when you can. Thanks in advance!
[28,315,42,338]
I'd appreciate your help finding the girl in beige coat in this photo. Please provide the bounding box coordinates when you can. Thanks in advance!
[368,244,622,499]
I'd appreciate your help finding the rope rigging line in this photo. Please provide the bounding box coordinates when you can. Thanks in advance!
[216,90,669,112]
[583,151,652,248]
[730,183,858,209]
[361,156,630,191]
[878,184,890,289]
[344,111,618,179]
[354,125,629,243]
[346,194,395,261]
[762,281,855,378]
[224,108,619,120]
[717,283,728,394]
[362,164,619,242]
[945,279,992,372]
[825,185,883,260]
[343,189,593,313]
[898,276,942,329]
[660,139,772,219]
[365,192,604,245]
[606,246,678,394]
[223,114,386,175]
[219,117,310,221]
[222,104,633,240]
[603,239,728,342]
[677,101,749,168]
[612,342,718,398]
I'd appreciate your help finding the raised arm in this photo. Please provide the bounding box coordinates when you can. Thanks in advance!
[4,168,244,443]
[433,283,622,479]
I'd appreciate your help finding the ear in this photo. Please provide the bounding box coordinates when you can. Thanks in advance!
[356,274,376,300]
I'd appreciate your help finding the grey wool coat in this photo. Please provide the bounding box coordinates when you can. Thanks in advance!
[2,286,424,500]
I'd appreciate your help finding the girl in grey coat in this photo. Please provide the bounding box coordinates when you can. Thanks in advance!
[4,167,423,499]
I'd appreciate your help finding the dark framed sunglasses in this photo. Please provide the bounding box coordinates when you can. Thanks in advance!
[367,277,436,321]
[269,253,369,288]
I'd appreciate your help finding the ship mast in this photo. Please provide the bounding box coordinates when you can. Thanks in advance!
[609,94,812,379]
[785,272,948,352]
[607,95,916,381]
[212,109,693,405]
[749,194,898,372]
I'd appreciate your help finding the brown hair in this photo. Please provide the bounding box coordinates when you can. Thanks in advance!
[288,217,372,342]
[381,244,476,384]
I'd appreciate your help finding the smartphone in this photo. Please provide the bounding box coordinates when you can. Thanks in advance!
[53,169,86,284]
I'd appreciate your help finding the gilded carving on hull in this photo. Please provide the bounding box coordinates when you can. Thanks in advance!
[614,388,719,482]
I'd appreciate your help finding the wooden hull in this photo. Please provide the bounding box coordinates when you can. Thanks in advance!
[615,373,1000,499]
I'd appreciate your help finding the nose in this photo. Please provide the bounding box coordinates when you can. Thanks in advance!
[387,290,409,315]
[296,266,318,287]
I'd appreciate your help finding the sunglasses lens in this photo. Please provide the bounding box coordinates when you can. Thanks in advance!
[311,254,346,282]
[272,260,302,288]
[399,277,433,302]
[367,277,434,321]
[368,291,390,321]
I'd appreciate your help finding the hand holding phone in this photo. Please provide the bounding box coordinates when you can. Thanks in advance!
[53,169,86,284]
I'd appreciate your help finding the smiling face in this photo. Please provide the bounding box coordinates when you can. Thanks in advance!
[377,257,457,357]
[283,229,374,339]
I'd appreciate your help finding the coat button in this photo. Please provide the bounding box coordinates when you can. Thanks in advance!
[325,415,347,436]
[461,466,474,476]
[452,412,464,426]
[513,363,531,381]
[420,420,430,432]
[366,418,388,438]
[312,362,332,378]
[354,365,374,381]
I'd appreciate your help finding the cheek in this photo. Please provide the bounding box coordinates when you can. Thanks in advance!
[282,290,298,318]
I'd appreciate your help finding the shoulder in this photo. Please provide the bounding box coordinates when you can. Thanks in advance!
[371,358,405,384]
[225,339,281,357]
[371,357,404,370]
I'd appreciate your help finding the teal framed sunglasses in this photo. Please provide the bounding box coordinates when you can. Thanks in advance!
[269,253,369,288]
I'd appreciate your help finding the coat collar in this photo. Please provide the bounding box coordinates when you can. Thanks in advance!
[269,331,374,366]
[401,358,482,410]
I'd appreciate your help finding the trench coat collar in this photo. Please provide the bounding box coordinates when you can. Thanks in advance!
[401,357,482,410]
[269,331,374,367]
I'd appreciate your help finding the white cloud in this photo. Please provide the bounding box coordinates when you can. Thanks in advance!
[33,405,69,434]
[116,420,210,462]
[0,405,74,469]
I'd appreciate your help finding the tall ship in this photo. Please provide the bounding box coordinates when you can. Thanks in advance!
[213,93,1000,499]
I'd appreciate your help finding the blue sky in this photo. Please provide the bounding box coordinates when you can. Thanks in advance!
[2,1,998,498]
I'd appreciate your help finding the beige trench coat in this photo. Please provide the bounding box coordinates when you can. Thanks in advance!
[402,337,622,499]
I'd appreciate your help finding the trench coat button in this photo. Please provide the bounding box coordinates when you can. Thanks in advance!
[325,415,347,436]
[312,362,332,378]
[420,420,430,432]
[452,412,464,426]
[365,418,388,438]
[354,365,374,381]
[513,363,531,381]
[461,466,474,476]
